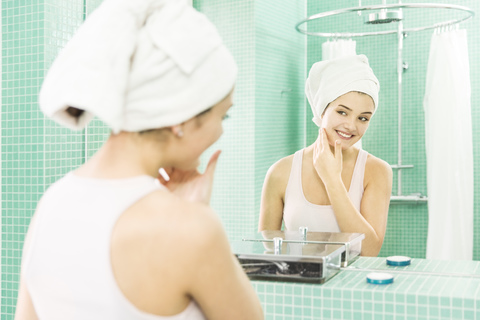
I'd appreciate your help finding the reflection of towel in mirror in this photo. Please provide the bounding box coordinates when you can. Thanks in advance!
[39,0,237,133]
[305,54,379,127]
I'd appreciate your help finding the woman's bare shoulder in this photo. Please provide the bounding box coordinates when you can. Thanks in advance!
[365,153,393,183]
[111,189,233,312]
[133,189,224,239]
[261,154,296,199]
[116,189,228,274]
[266,154,295,181]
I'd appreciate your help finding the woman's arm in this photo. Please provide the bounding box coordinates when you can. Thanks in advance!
[324,158,392,256]
[314,129,392,256]
[258,157,292,231]
[15,278,38,320]
[15,214,39,320]
[157,151,263,318]
[182,205,264,320]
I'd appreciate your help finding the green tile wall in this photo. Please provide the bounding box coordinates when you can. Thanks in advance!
[254,0,306,229]
[253,257,480,320]
[1,0,115,317]
[2,1,49,317]
[193,0,257,241]
[84,0,110,161]
[195,0,306,240]
[2,0,480,318]
[43,0,84,186]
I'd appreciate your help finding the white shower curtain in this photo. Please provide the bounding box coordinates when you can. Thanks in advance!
[322,39,356,60]
[424,29,473,260]
[322,39,363,148]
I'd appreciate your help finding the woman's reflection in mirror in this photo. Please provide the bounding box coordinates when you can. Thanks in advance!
[259,55,392,257]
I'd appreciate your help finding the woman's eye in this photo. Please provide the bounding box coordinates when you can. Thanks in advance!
[337,111,347,116]
[359,117,370,122]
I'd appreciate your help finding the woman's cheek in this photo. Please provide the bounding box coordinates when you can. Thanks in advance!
[359,122,370,136]
[326,129,337,146]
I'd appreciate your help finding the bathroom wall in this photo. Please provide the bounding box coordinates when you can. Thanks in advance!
[193,0,306,240]
[0,0,2,296]
[304,0,480,259]
[2,0,116,317]
[193,0,258,240]
[2,1,63,316]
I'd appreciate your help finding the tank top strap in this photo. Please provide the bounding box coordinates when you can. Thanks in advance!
[284,149,304,204]
[348,149,368,209]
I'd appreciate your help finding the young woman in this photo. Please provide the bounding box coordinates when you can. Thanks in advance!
[15,1,263,319]
[259,55,392,257]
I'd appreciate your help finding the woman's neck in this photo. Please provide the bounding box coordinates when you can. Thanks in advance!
[305,143,359,162]
[76,132,166,179]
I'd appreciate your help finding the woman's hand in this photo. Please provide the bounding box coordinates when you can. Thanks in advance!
[313,128,342,183]
[157,150,221,205]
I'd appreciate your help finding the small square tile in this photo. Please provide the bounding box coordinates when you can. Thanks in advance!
[406,295,416,304]
[353,312,363,320]
[406,305,416,315]
[463,309,474,320]
[363,312,373,320]
[333,310,342,319]
[322,309,332,318]
[418,306,427,316]
[452,298,462,308]
[440,308,451,318]
[417,295,428,305]
[440,297,450,307]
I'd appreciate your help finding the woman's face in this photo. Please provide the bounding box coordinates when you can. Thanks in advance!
[174,91,233,170]
[320,91,375,150]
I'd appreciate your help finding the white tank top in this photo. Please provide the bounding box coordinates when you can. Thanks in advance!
[24,172,206,320]
[283,149,368,232]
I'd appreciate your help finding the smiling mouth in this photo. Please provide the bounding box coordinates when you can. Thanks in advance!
[336,130,353,139]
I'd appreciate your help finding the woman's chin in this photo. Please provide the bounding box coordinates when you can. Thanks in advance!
[338,139,359,150]
[176,159,201,171]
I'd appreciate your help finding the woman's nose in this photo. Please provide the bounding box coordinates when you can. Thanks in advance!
[343,117,355,131]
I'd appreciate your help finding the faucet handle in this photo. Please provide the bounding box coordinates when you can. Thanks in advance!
[299,226,308,242]
[273,237,283,255]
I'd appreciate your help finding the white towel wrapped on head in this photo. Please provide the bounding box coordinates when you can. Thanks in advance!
[305,54,379,127]
[39,0,237,133]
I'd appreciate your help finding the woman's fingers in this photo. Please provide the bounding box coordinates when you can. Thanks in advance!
[321,128,330,152]
[205,150,221,174]
[313,133,319,157]
[316,129,319,146]
[335,139,342,162]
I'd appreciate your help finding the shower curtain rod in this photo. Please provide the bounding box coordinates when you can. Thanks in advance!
[296,3,474,38]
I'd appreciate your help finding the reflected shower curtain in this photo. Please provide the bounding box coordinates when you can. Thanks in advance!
[424,29,473,260]
[322,39,356,60]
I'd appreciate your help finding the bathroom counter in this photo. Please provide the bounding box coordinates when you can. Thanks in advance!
[251,256,480,319]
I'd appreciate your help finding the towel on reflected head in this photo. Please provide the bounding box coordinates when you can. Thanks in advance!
[305,54,379,127]
[39,0,237,133]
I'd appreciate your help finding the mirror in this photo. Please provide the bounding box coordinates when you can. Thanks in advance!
[198,1,480,261]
